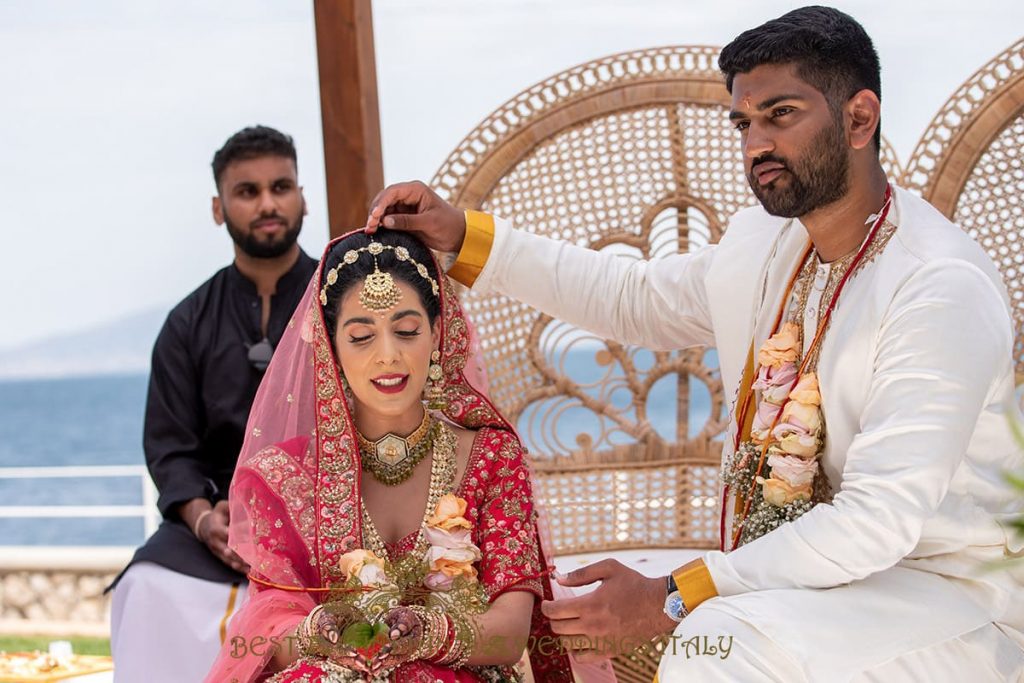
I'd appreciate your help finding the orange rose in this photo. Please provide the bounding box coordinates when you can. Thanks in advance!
[780,400,821,435]
[757,323,799,369]
[760,476,812,507]
[426,494,472,531]
[788,373,821,406]
[432,557,478,579]
[338,549,388,586]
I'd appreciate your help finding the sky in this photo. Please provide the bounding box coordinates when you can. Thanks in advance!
[1,0,1021,350]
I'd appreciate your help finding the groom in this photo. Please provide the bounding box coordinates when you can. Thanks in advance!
[366,6,1024,682]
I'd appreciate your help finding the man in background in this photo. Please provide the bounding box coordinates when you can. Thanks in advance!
[108,126,318,682]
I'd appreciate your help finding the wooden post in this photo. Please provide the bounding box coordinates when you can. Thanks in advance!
[314,0,384,238]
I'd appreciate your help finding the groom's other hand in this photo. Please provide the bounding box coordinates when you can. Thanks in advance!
[542,559,677,662]
[365,181,466,253]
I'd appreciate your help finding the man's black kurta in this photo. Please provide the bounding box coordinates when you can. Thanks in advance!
[111,251,317,587]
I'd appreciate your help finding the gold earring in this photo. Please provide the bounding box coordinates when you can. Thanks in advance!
[340,374,354,406]
[425,350,446,410]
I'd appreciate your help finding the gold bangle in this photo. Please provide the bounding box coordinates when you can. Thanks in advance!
[297,605,325,657]
[436,612,475,667]
[410,607,449,662]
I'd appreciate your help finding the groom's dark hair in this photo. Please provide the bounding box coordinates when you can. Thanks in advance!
[719,6,882,152]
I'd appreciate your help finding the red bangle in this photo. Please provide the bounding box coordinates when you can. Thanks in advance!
[427,615,457,663]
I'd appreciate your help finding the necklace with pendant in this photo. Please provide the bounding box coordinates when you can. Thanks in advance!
[357,411,439,486]
[361,423,458,562]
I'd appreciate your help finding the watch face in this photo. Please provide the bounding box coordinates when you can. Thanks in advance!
[665,592,686,621]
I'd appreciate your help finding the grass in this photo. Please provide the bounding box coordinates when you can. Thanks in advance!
[0,635,110,656]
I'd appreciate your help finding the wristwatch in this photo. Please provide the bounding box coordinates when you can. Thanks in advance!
[663,575,689,623]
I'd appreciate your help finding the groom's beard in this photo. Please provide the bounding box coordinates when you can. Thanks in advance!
[748,116,851,218]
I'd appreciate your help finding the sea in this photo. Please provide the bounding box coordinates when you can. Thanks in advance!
[0,374,150,547]
[0,349,721,548]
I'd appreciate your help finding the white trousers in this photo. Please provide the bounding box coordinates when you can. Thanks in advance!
[657,567,1024,682]
[110,562,248,683]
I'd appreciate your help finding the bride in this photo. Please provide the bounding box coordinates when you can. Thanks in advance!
[204,229,574,682]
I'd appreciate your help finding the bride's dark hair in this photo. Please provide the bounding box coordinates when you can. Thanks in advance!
[320,229,443,344]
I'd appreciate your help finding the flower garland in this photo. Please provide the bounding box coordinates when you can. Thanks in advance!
[721,322,824,546]
[326,494,488,667]
[721,184,894,550]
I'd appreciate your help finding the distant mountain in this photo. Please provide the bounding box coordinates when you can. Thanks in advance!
[0,307,169,380]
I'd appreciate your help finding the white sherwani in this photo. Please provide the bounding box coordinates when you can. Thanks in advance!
[468,187,1024,681]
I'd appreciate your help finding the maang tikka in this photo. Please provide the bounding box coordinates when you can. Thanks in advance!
[319,241,440,312]
[425,349,446,410]
[360,257,402,312]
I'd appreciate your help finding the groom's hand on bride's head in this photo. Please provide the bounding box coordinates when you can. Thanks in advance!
[365,181,467,253]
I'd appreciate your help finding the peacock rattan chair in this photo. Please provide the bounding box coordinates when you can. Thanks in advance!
[430,45,905,681]
[903,37,1024,394]
[431,45,904,557]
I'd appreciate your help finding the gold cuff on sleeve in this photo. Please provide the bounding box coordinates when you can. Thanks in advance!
[447,210,495,288]
[671,558,718,612]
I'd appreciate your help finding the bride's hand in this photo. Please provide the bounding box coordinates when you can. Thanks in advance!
[304,607,373,674]
[367,606,424,676]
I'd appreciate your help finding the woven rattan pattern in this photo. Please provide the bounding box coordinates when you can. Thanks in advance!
[952,116,1024,377]
[429,45,904,561]
[904,38,1024,380]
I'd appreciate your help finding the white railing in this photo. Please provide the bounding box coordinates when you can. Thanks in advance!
[0,464,160,539]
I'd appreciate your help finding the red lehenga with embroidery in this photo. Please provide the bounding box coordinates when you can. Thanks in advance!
[203,231,575,683]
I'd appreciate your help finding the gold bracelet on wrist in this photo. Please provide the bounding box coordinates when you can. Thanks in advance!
[409,606,449,662]
[297,605,325,657]
[435,612,475,667]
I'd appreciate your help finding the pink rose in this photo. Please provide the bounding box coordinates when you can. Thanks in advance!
[423,525,481,592]
[424,571,455,591]
[766,453,817,488]
[753,362,798,405]
[751,401,783,443]
[426,545,481,568]
[423,526,474,550]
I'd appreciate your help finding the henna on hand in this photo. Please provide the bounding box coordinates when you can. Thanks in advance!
[367,606,424,676]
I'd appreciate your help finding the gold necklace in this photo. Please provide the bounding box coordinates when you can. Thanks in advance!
[357,412,438,486]
[361,423,458,562]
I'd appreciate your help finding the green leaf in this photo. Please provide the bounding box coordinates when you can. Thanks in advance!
[1005,472,1024,492]
[341,621,376,649]
[1007,409,1024,448]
